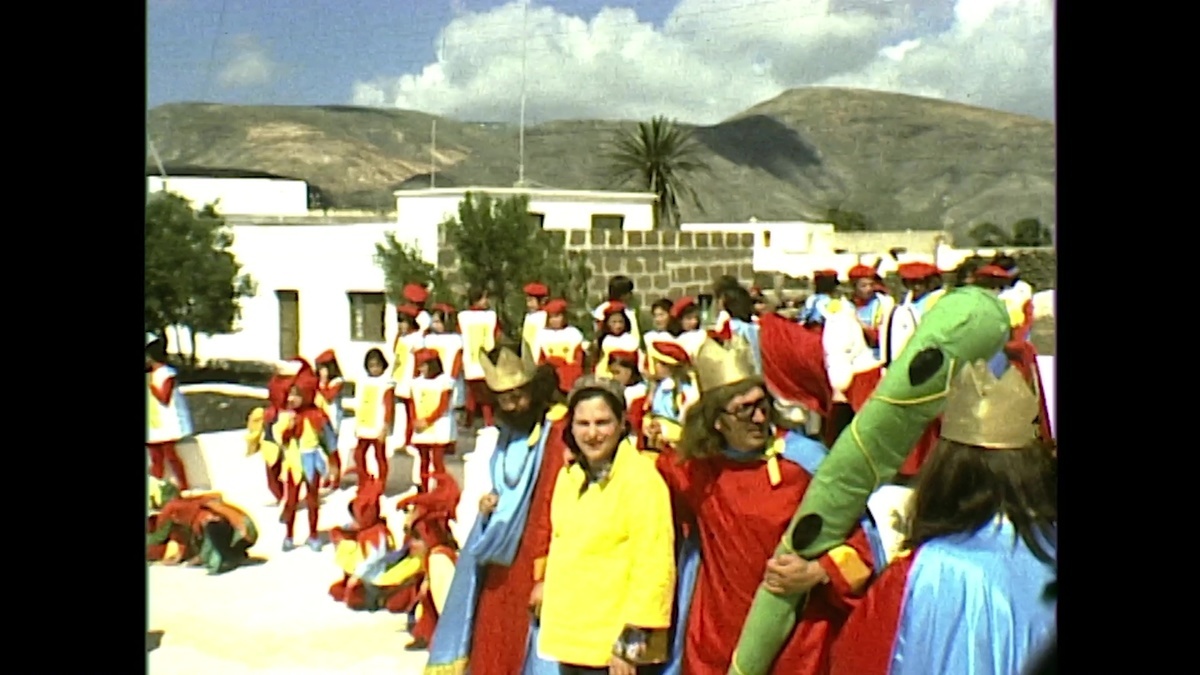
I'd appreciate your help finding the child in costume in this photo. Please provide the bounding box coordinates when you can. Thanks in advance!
[353,348,396,489]
[521,281,549,355]
[244,366,295,503]
[642,298,676,380]
[457,286,502,428]
[315,350,345,490]
[409,349,457,492]
[396,471,462,651]
[607,350,648,446]
[532,298,585,394]
[264,361,337,552]
[641,340,699,453]
[393,304,424,448]
[329,478,424,612]
[147,476,258,574]
[146,334,193,489]
[590,301,640,379]
[670,297,708,357]
[423,304,467,414]
[403,283,434,334]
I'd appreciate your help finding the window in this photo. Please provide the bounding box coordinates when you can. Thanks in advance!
[762,230,772,247]
[348,292,387,342]
[528,212,546,229]
[591,214,624,230]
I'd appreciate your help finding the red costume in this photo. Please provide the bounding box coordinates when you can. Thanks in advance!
[267,361,336,549]
[260,373,293,500]
[656,447,876,675]
[329,479,422,612]
[315,349,345,489]
[396,472,462,649]
[467,406,570,675]
[410,349,457,492]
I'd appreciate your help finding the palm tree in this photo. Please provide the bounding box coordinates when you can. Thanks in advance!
[604,115,711,230]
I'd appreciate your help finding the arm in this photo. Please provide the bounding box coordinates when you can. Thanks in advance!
[383,386,396,434]
[149,373,175,405]
[814,522,877,614]
[451,350,464,379]
[530,427,569,582]
[619,471,676,629]
[417,390,454,427]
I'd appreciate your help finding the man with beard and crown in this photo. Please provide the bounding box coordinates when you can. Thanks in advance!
[329,478,423,612]
[830,362,1057,675]
[263,360,338,552]
[458,286,503,429]
[425,346,567,675]
[531,298,586,395]
[404,283,434,334]
[848,263,895,361]
[656,337,883,675]
[522,281,550,355]
[397,471,463,651]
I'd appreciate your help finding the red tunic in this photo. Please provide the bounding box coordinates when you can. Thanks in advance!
[656,449,875,675]
[468,416,569,675]
[829,553,915,675]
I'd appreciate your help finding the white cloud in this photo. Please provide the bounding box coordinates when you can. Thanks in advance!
[351,0,1053,124]
[217,34,276,88]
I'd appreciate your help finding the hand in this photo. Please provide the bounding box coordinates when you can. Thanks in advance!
[528,581,544,616]
[418,579,430,599]
[762,553,829,595]
[415,422,429,433]
[479,492,499,516]
[608,655,636,675]
[645,420,662,437]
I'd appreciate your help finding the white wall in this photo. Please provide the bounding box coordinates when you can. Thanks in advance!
[396,187,656,232]
[148,177,310,217]
[170,222,427,372]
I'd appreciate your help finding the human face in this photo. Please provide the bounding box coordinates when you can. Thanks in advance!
[366,356,385,377]
[605,312,627,335]
[431,316,446,333]
[681,311,700,331]
[609,362,633,386]
[548,313,566,329]
[286,386,303,409]
[651,307,670,331]
[571,395,623,465]
[408,535,428,558]
[854,278,876,300]
[495,387,532,415]
[716,386,770,452]
[398,317,414,334]
[318,365,330,384]
[526,296,541,312]
[418,361,432,378]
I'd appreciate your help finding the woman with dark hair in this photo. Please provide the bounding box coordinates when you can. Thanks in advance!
[538,377,676,675]
[590,302,640,379]
[409,349,457,492]
[642,298,676,380]
[830,362,1057,675]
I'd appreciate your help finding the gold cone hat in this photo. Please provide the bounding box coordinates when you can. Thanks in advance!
[941,360,1039,450]
[479,345,538,393]
[694,337,759,394]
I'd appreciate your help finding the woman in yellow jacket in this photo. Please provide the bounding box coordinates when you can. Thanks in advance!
[536,376,676,675]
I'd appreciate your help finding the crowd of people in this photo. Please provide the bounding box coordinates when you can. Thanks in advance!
[145,251,1057,675]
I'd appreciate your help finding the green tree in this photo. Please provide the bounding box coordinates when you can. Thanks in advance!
[145,192,256,364]
[605,115,711,230]
[968,221,1010,247]
[373,233,452,305]
[418,192,592,338]
[1010,218,1053,247]
[824,207,872,231]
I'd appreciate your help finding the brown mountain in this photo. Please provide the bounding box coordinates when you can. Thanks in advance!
[147,87,1054,242]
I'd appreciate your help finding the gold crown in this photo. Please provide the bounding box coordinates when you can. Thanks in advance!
[941,361,1040,450]
[694,337,759,393]
[479,345,538,393]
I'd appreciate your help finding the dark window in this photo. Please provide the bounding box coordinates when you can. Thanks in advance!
[528,212,546,229]
[591,214,624,230]
[348,291,387,342]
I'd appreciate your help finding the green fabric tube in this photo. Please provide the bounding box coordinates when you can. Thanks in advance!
[729,286,1010,675]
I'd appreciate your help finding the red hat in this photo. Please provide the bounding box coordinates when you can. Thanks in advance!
[670,297,696,319]
[432,303,456,315]
[814,269,840,280]
[976,264,1012,279]
[523,282,549,298]
[848,265,877,280]
[291,363,320,406]
[897,262,940,281]
[402,283,429,304]
[650,341,690,365]
[396,303,420,318]
[758,313,833,415]
[314,349,337,365]
[414,348,440,367]
[350,478,386,527]
[543,298,568,315]
[398,472,462,548]
[602,301,627,317]
[606,350,639,365]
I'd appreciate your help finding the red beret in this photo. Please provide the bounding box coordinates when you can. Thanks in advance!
[650,341,690,365]
[402,284,429,304]
[414,348,440,366]
[602,301,627,317]
[543,298,568,315]
[396,304,420,318]
[523,282,549,297]
[314,349,337,365]
[670,297,696,318]
[606,350,639,365]
[848,264,877,280]
[975,265,1012,279]
[814,269,840,280]
[897,262,939,281]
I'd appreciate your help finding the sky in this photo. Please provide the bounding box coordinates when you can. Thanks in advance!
[148,0,1054,125]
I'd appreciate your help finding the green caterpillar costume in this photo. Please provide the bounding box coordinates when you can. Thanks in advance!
[729,285,1011,674]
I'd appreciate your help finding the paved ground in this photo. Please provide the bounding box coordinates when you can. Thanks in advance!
[149,422,477,674]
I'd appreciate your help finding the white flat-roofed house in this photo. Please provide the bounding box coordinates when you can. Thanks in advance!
[395,186,657,232]
[147,169,313,217]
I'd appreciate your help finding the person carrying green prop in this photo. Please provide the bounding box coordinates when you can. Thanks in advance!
[728,284,1012,675]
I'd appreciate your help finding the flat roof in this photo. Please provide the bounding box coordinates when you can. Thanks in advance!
[394,186,657,203]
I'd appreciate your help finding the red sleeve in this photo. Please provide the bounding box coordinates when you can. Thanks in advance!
[149,374,175,405]
[655,449,702,526]
[815,522,879,615]
[626,397,646,439]
[419,390,454,426]
[383,387,396,427]
[829,554,915,675]
[708,323,733,342]
[451,352,463,379]
[530,419,569,581]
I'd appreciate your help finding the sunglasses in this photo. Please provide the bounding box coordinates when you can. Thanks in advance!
[721,398,769,422]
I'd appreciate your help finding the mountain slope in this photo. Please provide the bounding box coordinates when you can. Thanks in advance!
[147,88,1054,239]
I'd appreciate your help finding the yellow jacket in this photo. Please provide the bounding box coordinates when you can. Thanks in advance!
[538,439,676,667]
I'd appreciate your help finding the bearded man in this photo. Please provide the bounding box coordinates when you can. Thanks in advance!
[656,337,883,675]
[425,345,566,675]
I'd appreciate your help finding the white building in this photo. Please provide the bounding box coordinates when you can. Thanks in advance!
[396,186,657,232]
[148,175,311,217]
